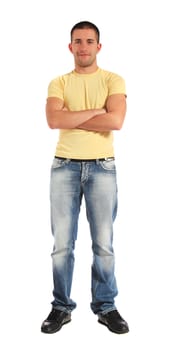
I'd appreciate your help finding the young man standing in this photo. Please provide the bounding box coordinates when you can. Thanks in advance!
[41,21,129,334]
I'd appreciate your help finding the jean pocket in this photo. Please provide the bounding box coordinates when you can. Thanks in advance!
[51,158,69,169]
[99,159,116,171]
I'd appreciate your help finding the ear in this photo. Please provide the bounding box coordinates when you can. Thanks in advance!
[97,43,102,53]
[68,43,73,53]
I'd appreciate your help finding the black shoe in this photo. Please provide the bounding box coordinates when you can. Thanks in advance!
[41,308,71,334]
[98,310,129,334]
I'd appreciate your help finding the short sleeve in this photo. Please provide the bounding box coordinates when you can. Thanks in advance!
[108,73,126,96]
[47,77,64,100]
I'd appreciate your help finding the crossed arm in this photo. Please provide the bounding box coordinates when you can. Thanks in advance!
[46,94,126,132]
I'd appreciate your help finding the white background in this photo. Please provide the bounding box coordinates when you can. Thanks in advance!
[0,0,172,349]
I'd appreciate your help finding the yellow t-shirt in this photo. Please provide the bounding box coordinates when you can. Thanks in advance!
[48,68,126,159]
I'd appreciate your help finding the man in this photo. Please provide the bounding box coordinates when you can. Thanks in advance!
[41,21,129,334]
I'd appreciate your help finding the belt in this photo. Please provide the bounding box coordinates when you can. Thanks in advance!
[55,156,115,162]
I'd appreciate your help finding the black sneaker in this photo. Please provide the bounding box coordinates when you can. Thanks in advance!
[98,310,129,334]
[41,308,71,334]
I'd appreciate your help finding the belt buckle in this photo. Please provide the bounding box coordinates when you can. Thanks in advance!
[105,157,114,161]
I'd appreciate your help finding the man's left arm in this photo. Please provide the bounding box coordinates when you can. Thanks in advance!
[77,94,126,132]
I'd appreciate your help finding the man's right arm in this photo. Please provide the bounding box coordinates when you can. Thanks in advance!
[46,97,105,129]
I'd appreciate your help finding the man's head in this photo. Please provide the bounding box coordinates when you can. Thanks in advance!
[70,21,100,43]
[69,21,101,72]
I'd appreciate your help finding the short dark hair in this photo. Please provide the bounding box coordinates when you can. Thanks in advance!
[70,21,100,43]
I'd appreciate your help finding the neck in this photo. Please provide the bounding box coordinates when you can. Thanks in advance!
[74,63,99,74]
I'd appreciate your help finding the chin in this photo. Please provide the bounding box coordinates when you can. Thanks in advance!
[79,60,93,68]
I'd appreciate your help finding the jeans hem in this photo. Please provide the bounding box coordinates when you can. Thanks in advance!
[51,305,74,314]
[98,306,117,316]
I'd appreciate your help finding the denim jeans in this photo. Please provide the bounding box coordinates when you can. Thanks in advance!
[50,157,118,315]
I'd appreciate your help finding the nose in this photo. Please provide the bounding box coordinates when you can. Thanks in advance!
[79,41,88,50]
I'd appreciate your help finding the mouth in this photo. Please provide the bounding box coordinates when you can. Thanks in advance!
[78,53,90,57]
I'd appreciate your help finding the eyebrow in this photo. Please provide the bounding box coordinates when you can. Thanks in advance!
[73,38,95,42]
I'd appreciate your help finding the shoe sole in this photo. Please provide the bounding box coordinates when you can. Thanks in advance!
[98,319,129,334]
[41,317,71,334]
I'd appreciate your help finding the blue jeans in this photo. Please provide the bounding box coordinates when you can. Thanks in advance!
[50,157,118,315]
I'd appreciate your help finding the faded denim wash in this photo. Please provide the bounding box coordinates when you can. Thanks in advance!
[50,157,118,315]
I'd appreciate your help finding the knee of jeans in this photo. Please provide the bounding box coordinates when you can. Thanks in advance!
[93,243,114,257]
[52,242,74,255]
[51,246,74,265]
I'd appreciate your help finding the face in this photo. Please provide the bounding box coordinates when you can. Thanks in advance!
[69,28,102,69]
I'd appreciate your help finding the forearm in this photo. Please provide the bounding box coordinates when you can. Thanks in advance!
[77,112,125,131]
[46,108,105,129]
